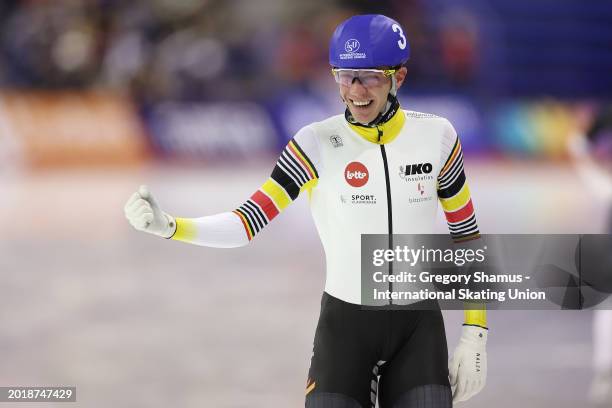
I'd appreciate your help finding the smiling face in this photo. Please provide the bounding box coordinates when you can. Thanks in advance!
[338,67,407,124]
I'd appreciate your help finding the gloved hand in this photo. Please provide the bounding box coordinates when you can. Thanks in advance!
[124,185,176,238]
[449,325,488,403]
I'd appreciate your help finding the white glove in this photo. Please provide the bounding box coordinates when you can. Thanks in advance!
[449,325,488,403]
[124,185,176,238]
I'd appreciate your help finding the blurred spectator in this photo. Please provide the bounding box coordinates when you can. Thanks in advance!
[0,0,610,102]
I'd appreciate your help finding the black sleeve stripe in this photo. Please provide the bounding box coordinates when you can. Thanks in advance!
[271,166,300,200]
[277,153,306,186]
[281,150,309,185]
[439,151,464,187]
[438,150,464,186]
[449,223,478,235]
[451,227,480,238]
[448,216,477,232]
[437,171,466,199]
[277,159,305,189]
[239,203,264,232]
[244,200,268,228]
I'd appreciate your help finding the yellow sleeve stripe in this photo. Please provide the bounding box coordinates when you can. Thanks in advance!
[439,183,471,212]
[261,178,292,210]
[300,178,319,194]
[464,307,487,328]
[172,218,198,243]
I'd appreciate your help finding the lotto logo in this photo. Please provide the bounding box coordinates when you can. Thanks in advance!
[345,161,369,187]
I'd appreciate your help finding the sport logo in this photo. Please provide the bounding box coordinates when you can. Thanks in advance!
[344,39,360,53]
[345,161,369,187]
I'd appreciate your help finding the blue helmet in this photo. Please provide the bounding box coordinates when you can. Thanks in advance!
[329,14,410,69]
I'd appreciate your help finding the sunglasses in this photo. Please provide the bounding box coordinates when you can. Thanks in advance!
[331,68,397,88]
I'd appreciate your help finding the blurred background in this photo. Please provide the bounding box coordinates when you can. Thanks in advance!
[0,0,611,407]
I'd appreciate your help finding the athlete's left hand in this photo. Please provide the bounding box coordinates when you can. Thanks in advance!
[449,325,488,403]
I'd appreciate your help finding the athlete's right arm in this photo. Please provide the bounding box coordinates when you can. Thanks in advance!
[124,126,320,247]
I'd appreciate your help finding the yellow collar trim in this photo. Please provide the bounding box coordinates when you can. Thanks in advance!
[347,109,405,144]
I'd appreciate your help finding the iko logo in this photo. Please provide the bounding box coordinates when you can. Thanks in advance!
[345,161,369,187]
[344,39,360,53]
[399,163,435,183]
[400,163,433,177]
[330,135,343,148]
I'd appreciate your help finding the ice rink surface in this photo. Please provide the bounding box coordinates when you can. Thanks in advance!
[0,158,609,407]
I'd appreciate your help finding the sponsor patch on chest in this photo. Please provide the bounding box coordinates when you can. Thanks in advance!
[399,163,435,182]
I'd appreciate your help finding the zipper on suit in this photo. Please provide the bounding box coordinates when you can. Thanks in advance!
[378,126,394,305]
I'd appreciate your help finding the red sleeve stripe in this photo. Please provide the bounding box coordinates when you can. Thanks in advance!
[250,190,280,220]
[444,199,475,223]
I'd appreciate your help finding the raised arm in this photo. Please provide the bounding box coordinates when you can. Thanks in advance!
[125,126,320,247]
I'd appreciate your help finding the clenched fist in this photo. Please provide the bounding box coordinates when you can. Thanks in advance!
[124,185,176,238]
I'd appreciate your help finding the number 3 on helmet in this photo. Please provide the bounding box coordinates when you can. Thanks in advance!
[329,14,410,69]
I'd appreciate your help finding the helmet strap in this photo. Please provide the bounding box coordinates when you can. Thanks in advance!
[390,75,398,96]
